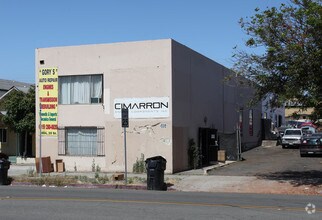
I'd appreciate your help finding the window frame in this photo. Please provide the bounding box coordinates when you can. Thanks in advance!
[58,126,105,157]
[58,74,103,105]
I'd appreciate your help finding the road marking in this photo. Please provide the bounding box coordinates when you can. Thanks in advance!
[1,196,321,213]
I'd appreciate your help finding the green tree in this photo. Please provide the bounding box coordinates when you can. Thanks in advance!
[232,0,322,120]
[1,86,35,156]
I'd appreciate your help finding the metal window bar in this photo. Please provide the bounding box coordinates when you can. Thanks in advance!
[97,127,105,156]
[62,127,105,156]
[58,127,66,155]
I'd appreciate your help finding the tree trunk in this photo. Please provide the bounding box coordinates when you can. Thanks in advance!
[24,131,27,157]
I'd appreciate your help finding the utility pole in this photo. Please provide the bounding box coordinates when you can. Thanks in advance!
[236,123,242,161]
[121,106,129,185]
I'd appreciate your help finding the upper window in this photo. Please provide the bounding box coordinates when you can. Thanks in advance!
[59,74,103,104]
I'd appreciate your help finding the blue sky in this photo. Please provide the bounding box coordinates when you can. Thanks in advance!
[0,0,286,83]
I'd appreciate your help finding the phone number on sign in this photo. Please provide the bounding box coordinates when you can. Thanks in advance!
[42,124,57,130]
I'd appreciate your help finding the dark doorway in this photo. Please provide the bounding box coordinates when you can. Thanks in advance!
[19,132,33,157]
[261,119,272,140]
[278,115,283,127]
[199,128,218,166]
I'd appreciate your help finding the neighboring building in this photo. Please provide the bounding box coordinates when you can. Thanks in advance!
[0,79,31,97]
[35,39,262,173]
[262,94,285,128]
[284,100,314,121]
[0,79,35,160]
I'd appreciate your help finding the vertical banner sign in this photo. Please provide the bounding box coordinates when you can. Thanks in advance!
[249,109,253,136]
[239,109,243,136]
[38,68,58,136]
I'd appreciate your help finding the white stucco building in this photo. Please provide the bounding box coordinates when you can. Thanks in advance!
[35,39,261,173]
[262,94,285,128]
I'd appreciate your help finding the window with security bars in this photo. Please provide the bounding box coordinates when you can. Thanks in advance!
[58,127,105,156]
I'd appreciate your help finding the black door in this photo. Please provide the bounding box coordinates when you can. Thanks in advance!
[208,129,218,163]
[199,128,218,166]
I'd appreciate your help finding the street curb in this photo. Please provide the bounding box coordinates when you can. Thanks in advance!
[9,182,147,190]
[204,161,236,174]
[9,181,146,190]
[9,182,176,191]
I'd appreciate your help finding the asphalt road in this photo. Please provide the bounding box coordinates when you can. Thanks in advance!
[208,145,322,182]
[0,186,321,219]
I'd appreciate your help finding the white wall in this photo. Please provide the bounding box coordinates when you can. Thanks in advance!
[36,39,174,172]
[262,95,285,127]
[35,39,262,174]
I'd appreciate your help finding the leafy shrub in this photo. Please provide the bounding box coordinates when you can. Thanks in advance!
[132,154,146,173]
[188,138,199,169]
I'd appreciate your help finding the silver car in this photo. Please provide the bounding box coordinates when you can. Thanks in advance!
[281,128,303,148]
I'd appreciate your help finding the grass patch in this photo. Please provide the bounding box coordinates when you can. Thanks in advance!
[13,175,78,186]
[165,177,181,185]
[127,176,146,185]
[11,169,150,187]
[12,173,147,187]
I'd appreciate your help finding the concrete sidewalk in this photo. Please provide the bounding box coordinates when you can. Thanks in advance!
[6,162,322,195]
[7,159,235,177]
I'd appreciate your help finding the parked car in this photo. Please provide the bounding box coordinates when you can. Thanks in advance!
[299,121,318,129]
[301,126,316,137]
[276,126,290,145]
[286,120,304,128]
[281,128,303,148]
[300,133,322,157]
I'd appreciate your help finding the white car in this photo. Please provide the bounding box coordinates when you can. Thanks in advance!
[301,126,316,136]
[281,128,303,148]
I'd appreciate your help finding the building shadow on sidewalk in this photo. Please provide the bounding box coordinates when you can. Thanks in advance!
[256,170,322,187]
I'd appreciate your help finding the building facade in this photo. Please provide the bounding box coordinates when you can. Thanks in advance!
[0,79,35,161]
[284,100,314,121]
[35,39,261,173]
[262,94,285,128]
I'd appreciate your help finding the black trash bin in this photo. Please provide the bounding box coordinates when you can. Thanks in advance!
[0,159,11,185]
[145,156,167,191]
